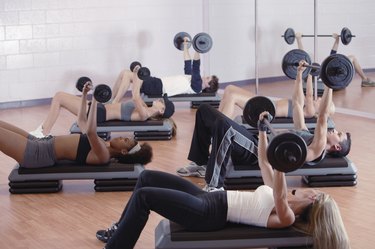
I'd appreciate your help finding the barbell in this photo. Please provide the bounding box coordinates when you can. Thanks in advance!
[282,27,356,45]
[173,32,213,53]
[282,49,354,90]
[76,77,112,103]
[243,96,308,173]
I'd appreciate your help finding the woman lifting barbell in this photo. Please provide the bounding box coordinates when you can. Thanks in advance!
[0,82,153,169]
[96,116,350,249]
[30,72,176,138]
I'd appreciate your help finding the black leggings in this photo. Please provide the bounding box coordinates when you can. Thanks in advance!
[105,170,228,249]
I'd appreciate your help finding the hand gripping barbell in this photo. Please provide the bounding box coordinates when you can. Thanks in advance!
[76,77,112,103]
[282,27,356,45]
[173,32,213,53]
[282,49,355,90]
[243,96,308,173]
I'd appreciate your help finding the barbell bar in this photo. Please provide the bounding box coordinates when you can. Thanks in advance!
[282,27,355,45]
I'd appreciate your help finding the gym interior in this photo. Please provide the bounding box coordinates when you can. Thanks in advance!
[0,0,374,248]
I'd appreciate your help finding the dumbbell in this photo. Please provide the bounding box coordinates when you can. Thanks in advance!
[243,96,308,173]
[282,27,356,45]
[282,49,355,90]
[128,61,151,81]
[173,32,213,53]
[76,77,112,103]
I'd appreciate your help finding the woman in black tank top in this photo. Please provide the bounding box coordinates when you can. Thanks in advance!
[0,83,153,168]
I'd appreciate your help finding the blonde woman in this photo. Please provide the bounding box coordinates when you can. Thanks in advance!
[95,112,349,249]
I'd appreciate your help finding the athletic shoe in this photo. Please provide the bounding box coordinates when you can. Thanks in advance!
[176,162,206,178]
[202,184,225,192]
[29,124,46,138]
[361,79,375,87]
[96,222,118,243]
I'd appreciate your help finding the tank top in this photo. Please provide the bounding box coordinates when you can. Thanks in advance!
[226,185,275,227]
[75,134,91,164]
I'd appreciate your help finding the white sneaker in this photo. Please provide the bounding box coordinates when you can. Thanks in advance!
[202,184,225,192]
[29,124,46,138]
[176,162,206,178]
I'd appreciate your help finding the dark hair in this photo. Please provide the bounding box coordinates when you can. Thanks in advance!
[116,143,153,165]
[202,75,219,93]
[327,132,351,157]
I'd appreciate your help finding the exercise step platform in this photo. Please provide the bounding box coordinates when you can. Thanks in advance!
[142,92,221,109]
[234,115,335,133]
[155,219,312,249]
[70,119,174,141]
[8,161,144,194]
[224,156,357,190]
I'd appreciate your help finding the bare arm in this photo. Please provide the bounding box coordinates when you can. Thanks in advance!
[258,112,274,187]
[86,97,110,163]
[306,85,331,162]
[76,83,91,133]
[304,74,315,117]
[131,75,151,121]
[267,170,296,228]
[292,61,308,130]
[331,33,340,53]
[295,32,304,51]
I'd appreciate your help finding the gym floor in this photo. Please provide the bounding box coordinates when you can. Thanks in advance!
[0,73,374,249]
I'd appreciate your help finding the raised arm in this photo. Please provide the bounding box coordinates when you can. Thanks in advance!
[267,170,295,228]
[295,32,304,51]
[330,33,340,54]
[305,85,331,162]
[292,61,308,130]
[131,73,151,121]
[86,97,110,164]
[183,37,191,61]
[76,82,92,133]
[258,112,274,187]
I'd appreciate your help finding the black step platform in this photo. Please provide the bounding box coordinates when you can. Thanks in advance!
[70,119,174,141]
[224,156,357,190]
[8,161,144,194]
[142,92,221,109]
[155,219,312,249]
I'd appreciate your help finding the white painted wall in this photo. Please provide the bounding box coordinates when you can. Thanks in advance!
[0,0,374,103]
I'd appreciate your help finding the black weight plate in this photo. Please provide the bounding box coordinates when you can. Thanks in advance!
[174,32,192,50]
[283,28,296,45]
[243,96,276,128]
[192,32,213,53]
[282,49,312,80]
[76,76,92,92]
[94,84,112,103]
[137,67,151,81]
[267,132,307,173]
[321,54,354,90]
[341,27,352,45]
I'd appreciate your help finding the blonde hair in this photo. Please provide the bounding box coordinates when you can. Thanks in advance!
[294,193,350,249]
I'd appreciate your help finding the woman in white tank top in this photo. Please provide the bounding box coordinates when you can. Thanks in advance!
[97,112,350,249]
